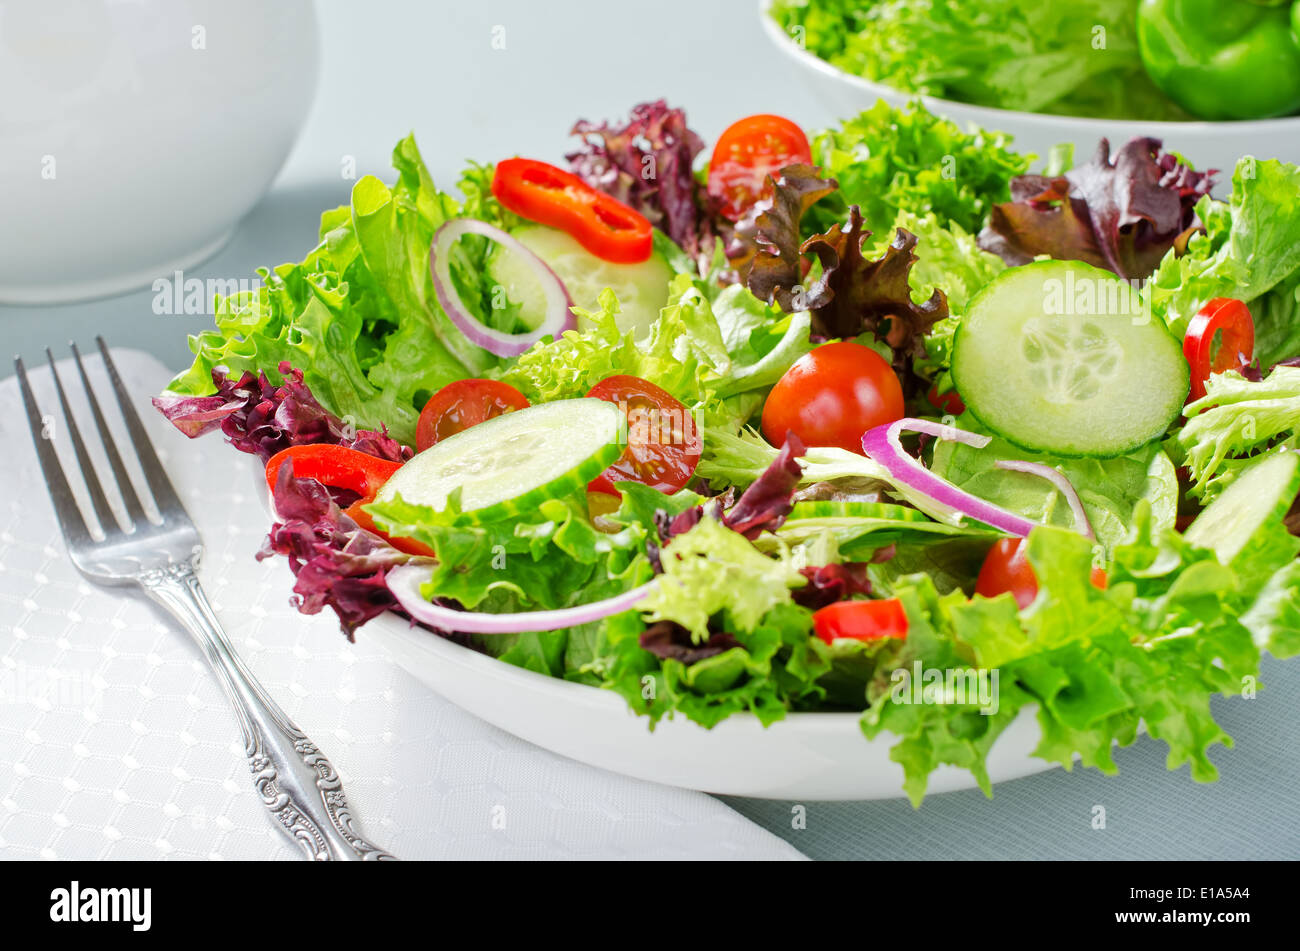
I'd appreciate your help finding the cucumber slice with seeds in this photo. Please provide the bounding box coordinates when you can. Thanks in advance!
[952,261,1189,458]
[373,398,622,520]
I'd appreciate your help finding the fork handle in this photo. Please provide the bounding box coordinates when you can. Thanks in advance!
[139,562,396,861]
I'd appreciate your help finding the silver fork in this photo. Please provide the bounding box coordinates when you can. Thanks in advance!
[15,339,395,861]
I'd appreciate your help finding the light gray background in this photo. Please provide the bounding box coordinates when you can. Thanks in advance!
[3,0,1297,860]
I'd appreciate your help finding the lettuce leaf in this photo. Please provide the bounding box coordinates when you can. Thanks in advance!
[165,135,499,445]
[496,278,810,432]
[978,137,1214,281]
[1175,366,1300,499]
[568,100,717,262]
[153,362,410,464]
[804,101,1031,240]
[638,515,805,642]
[365,493,649,612]
[867,515,1269,805]
[930,425,1179,552]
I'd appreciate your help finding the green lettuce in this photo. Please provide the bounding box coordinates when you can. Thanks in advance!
[804,101,1032,241]
[497,278,811,432]
[868,512,1278,805]
[637,515,806,641]
[929,425,1179,552]
[870,210,1007,383]
[166,135,501,444]
[1174,366,1300,499]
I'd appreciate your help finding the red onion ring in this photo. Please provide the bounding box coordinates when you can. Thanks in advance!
[386,564,658,634]
[429,218,574,357]
[994,460,1095,540]
[861,418,1039,537]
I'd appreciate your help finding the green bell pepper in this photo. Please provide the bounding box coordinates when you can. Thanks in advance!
[1137,0,1300,120]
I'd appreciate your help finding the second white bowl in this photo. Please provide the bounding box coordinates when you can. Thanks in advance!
[758,0,1300,180]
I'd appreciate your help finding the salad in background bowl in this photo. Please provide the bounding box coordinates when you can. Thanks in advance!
[760,0,1300,183]
[153,97,1300,804]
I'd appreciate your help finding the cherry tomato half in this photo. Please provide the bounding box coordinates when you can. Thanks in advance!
[492,158,652,264]
[586,375,700,495]
[707,114,812,222]
[415,379,531,452]
[1184,298,1254,403]
[811,599,909,645]
[761,342,905,454]
[975,538,1107,611]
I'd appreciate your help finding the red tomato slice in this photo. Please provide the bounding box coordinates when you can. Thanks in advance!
[761,341,905,454]
[415,379,530,452]
[491,158,652,263]
[811,599,909,645]
[1184,298,1254,402]
[707,114,812,221]
[975,537,1107,610]
[585,375,700,495]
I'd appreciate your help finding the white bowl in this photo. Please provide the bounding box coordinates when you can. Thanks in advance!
[367,610,1055,800]
[0,0,319,305]
[758,0,1300,178]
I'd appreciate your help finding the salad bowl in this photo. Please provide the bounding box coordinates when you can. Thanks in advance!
[757,0,1300,180]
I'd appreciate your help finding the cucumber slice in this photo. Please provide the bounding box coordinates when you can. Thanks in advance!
[374,398,623,520]
[486,225,673,339]
[1184,450,1300,563]
[951,260,1189,458]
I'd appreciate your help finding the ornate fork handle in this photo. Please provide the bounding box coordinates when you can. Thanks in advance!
[139,562,396,861]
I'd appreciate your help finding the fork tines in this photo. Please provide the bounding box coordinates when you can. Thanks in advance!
[16,339,184,542]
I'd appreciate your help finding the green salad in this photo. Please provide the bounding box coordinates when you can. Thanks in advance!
[770,0,1300,122]
[155,100,1300,804]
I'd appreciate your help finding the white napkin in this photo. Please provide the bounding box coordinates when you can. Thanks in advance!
[0,349,804,860]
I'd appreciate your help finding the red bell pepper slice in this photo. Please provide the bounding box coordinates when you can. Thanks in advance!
[264,445,433,558]
[811,599,909,645]
[491,158,652,264]
[1184,298,1254,402]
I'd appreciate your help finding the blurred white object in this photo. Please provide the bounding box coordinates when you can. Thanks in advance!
[0,0,318,304]
[758,0,1300,184]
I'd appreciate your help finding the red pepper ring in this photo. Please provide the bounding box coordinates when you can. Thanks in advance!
[265,445,402,500]
[1184,297,1255,403]
[264,445,433,558]
[491,158,653,264]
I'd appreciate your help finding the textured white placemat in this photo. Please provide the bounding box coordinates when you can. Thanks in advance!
[0,348,804,860]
